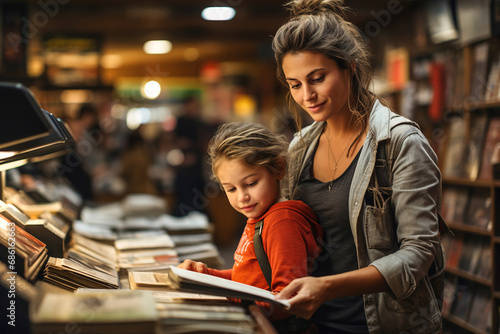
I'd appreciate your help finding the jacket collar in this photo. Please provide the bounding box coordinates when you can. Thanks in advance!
[368,99,392,143]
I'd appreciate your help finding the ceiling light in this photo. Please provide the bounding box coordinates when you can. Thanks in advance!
[201,7,236,21]
[143,40,172,54]
[141,80,162,99]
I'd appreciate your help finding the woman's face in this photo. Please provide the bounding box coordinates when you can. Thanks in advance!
[217,159,281,220]
[282,51,350,122]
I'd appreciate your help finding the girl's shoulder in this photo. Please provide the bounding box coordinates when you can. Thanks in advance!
[263,201,319,228]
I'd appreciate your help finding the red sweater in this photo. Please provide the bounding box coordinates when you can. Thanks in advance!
[207,200,323,319]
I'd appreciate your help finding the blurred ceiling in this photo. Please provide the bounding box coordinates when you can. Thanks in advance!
[20,0,406,80]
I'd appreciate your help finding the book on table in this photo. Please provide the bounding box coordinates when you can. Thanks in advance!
[168,265,290,308]
[30,289,157,334]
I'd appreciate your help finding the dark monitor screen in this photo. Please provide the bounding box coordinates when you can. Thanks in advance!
[0,82,51,149]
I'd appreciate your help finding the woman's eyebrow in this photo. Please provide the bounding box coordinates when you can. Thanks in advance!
[285,68,325,81]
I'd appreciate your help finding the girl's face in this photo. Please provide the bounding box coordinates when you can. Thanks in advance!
[217,159,281,220]
[282,51,350,122]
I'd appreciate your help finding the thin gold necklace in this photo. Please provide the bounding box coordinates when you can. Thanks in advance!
[326,126,356,191]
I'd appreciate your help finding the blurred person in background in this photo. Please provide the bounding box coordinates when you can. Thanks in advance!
[172,95,212,216]
[58,103,99,201]
[120,129,157,195]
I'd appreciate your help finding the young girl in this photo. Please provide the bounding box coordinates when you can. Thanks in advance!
[177,122,323,327]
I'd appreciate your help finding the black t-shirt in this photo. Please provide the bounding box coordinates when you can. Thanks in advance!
[295,145,369,333]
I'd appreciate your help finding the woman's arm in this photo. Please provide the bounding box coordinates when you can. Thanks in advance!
[370,130,441,299]
[276,265,388,319]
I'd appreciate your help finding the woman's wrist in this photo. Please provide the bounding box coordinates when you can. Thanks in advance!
[318,266,388,301]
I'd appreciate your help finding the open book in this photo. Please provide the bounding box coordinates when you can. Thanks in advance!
[168,265,290,308]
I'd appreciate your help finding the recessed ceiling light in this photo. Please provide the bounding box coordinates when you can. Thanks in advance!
[143,40,172,54]
[142,80,162,99]
[201,7,236,21]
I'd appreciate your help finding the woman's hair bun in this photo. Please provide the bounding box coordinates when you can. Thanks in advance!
[286,0,347,19]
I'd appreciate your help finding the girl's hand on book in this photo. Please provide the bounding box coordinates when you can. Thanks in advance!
[177,259,209,274]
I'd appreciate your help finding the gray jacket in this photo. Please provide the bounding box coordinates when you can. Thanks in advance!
[284,100,442,334]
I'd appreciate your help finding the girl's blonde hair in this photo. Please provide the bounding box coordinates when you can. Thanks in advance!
[208,122,288,183]
[272,0,379,155]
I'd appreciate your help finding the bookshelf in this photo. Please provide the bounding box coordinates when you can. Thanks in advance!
[429,36,500,333]
[382,5,500,329]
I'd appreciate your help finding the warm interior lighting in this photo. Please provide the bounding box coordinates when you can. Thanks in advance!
[234,94,257,117]
[60,90,94,104]
[101,54,124,69]
[184,47,200,62]
[201,7,236,21]
[141,80,162,99]
[143,40,172,54]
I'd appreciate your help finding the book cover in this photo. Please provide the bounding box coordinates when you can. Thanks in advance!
[485,55,500,102]
[457,235,484,273]
[442,117,468,178]
[441,277,456,315]
[441,186,470,224]
[469,42,489,102]
[463,187,492,230]
[479,116,500,180]
[474,242,492,280]
[446,234,464,269]
[464,114,489,180]
[31,290,157,334]
[450,284,475,321]
[0,214,46,266]
[468,287,492,332]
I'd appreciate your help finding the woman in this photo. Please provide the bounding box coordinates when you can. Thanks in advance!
[272,1,444,333]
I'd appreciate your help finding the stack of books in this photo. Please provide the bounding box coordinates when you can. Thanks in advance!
[0,214,48,282]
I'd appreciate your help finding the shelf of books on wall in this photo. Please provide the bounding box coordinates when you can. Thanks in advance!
[429,34,500,334]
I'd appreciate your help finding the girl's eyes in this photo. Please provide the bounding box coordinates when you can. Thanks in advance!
[225,181,257,192]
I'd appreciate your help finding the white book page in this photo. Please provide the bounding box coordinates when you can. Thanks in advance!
[169,266,290,308]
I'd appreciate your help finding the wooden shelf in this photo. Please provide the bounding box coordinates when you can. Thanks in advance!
[442,312,488,334]
[448,222,492,236]
[445,100,500,112]
[442,177,492,187]
[470,100,500,110]
[445,267,492,287]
